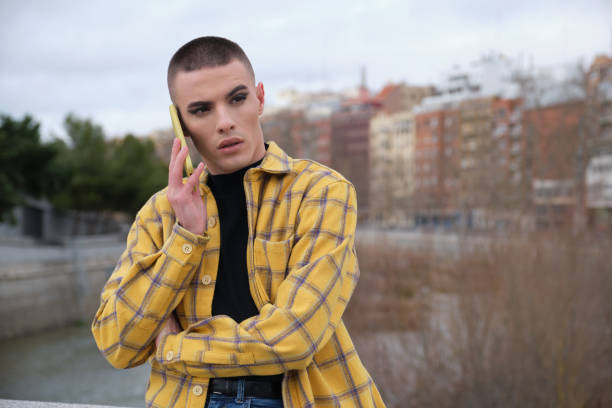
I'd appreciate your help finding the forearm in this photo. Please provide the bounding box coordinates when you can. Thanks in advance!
[92,221,209,369]
[157,237,357,378]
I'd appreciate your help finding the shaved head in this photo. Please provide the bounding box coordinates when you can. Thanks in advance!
[167,36,255,101]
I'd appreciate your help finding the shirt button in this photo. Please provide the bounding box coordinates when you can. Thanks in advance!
[192,385,203,396]
[201,274,212,285]
[166,350,174,360]
[182,243,192,254]
[207,216,217,229]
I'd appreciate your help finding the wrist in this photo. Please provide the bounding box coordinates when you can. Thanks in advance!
[179,220,206,236]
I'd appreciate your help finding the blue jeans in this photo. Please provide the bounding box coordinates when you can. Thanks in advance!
[204,379,283,408]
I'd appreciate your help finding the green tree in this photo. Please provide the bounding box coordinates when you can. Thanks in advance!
[0,114,63,222]
[106,134,168,215]
[51,114,168,217]
[1,113,169,227]
[50,114,112,212]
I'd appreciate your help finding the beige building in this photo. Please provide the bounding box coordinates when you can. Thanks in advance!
[377,83,435,114]
[585,55,612,230]
[369,110,415,226]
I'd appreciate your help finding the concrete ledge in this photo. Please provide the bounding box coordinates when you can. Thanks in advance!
[0,400,126,408]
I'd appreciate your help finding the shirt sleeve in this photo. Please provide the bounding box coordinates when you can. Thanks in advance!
[91,196,210,369]
[156,180,360,378]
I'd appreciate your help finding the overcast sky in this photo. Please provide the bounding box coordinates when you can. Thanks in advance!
[1,0,610,140]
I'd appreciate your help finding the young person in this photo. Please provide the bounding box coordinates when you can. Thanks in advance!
[92,36,385,408]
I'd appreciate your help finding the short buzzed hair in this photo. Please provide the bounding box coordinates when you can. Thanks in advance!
[167,36,255,99]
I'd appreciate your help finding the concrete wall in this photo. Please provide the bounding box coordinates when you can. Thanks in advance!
[0,400,124,408]
[0,236,124,340]
[0,198,127,244]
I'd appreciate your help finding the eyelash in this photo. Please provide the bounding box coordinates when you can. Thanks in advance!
[189,93,248,115]
[190,106,210,115]
[231,93,248,103]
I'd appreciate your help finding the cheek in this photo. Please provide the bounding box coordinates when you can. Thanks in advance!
[242,106,261,126]
[187,127,215,153]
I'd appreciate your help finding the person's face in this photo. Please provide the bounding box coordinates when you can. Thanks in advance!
[172,59,266,175]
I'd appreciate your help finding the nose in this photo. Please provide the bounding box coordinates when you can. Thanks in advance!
[215,105,235,134]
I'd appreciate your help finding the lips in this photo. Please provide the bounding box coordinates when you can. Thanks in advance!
[217,137,243,149]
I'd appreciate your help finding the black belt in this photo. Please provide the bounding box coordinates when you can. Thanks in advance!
[210,378,282,399]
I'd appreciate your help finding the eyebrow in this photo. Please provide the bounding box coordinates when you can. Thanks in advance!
[226,84,248,98]
[186,84,249,111]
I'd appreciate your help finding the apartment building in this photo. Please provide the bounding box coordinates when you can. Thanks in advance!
[331,93,382,220]
[412,108,460,226]
[523,100,584,228]
[585,55,612,230]
[369,110,415,226]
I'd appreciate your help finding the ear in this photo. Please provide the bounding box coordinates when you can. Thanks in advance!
[256,82,265,115]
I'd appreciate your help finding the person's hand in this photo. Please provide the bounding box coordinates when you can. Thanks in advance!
[156,314,180,348]
[167,138,207,235]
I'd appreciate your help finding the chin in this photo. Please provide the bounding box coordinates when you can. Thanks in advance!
[214,158,249,174]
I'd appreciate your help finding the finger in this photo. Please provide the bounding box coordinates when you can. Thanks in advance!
[168,139,181,187]
[169,138,180,168]
[184,162,205,192]
[169,146,189,188]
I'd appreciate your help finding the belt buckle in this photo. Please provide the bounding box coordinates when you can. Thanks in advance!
[213,378,234,396]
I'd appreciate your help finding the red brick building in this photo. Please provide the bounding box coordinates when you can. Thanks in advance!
[490,97,525,208]
[412,108,460,225]
[331,92,382,220]
[302,116,332,167]
[261,109,305,158]
[523,100,585,228]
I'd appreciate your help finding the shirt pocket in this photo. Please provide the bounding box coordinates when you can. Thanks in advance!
[253,237,294,304]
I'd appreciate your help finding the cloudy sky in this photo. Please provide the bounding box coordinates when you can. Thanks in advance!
[1,0,610,140]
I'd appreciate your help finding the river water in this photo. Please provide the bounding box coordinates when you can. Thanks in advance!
[0,323,148,407]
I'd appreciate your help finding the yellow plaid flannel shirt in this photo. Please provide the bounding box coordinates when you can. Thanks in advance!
[92,142,385,407]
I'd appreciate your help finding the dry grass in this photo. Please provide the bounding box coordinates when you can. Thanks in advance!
[345,236,432,332]
[345,231,612,408]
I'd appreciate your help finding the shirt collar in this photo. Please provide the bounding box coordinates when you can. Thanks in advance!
[258,141,292,174]
[198,141,291,185]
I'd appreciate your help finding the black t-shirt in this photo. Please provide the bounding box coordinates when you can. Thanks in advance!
[207,159,261,322]
[207,156,283,384]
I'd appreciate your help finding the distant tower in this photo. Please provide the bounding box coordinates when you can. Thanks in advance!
[359,66,369,99]
[361,66,367,88]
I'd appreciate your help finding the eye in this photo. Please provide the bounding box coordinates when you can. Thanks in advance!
[189,105,211,115]
[231,93,248,104]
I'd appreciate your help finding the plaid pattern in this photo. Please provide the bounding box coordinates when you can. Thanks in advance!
[92,142,385,407]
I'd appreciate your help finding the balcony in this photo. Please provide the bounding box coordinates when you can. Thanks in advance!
[510,124,522,138]
[460,158,476,169]
[509,109,522,124]
[492,124,507,138]
[532,179,575,205]
[598,81,612,103]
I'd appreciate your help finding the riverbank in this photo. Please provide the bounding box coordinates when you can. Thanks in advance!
[0,324,148,407]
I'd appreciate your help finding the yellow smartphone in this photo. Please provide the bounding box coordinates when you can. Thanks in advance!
[169,104,194,177]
